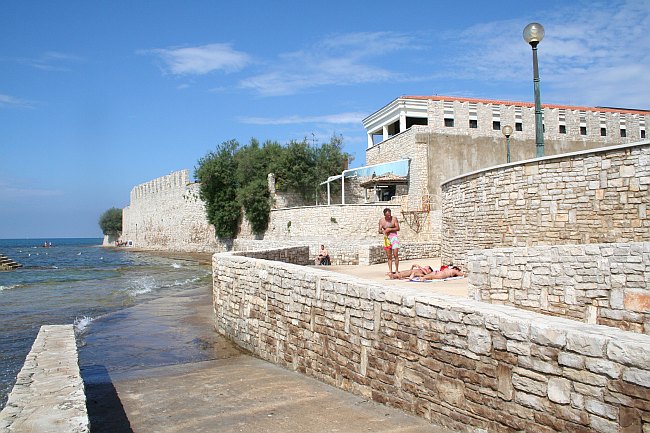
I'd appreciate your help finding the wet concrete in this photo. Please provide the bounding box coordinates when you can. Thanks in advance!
[80,281,456,433]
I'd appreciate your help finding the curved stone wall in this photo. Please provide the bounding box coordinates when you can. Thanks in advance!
[441,141,650,268]
[213,252,650,433]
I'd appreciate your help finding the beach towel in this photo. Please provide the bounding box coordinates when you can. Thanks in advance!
[408,276,465,283]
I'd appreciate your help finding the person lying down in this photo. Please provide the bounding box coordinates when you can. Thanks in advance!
[387,264,464,280]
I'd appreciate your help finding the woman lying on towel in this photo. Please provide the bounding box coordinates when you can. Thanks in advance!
[387,263,434,279]
[411,266,464,281]
[388,264,462,280]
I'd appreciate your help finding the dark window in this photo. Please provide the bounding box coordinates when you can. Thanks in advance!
[493,121,501,130]
[580,126,587,135]
[559,125,566,134]
[601,127,607,136]
[469,119,478,129]
[620,129,626,137]
[444,118,454,127]
[515,122,523,131]
[641,130,646,138]
[406,117,428,129]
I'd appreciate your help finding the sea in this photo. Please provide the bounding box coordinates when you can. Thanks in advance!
[0,237,213,410]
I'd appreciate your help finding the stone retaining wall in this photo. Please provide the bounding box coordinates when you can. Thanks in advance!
[232,246,310,266]
[441,141,650,268]
[0,325,88,433]
[213,253,650,433]
[467,242,650,334]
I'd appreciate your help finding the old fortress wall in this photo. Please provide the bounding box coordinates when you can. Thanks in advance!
[121,171,437,262]
[121,170,222,252]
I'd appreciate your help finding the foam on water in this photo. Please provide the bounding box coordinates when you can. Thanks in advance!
[171,263,182,269]
[74,316,94,334]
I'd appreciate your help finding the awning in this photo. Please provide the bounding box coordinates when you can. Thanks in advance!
[319,159,410,204]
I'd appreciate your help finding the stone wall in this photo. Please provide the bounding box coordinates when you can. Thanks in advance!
[121,170,226,253]
[441,141,650,268]
[468,242,650,334]
[232,246,310,266]
[121,170,435,261]
[0,325,88,433]
[213,253,650,433]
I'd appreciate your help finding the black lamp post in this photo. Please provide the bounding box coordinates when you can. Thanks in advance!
[523,22,545,158]
[502,124,513,163]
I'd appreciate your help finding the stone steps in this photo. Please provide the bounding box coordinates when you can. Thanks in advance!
[0,253,22,271]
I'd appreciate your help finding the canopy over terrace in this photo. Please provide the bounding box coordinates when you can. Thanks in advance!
[319,159,410,205]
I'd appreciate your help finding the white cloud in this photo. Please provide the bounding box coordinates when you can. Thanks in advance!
[240,32,416,96]
[241,112,366,125]
[0,94,33,109]
[441,0,650,107]
[0,181,62,199]
[147,43,251,75]
[19,51,81,71]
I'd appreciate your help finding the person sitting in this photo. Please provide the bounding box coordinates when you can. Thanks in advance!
[315,245,330,265]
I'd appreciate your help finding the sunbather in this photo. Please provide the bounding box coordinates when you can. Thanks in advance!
[387,263,435,279]
[412,266,464,281]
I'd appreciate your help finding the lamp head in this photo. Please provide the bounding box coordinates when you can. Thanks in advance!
[502,125,513,138]
[523,22,545,46]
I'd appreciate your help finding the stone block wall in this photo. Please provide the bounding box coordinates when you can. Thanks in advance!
[232,246,310,266]
[441,142,650,268]
[121,170,226,252]
[0,325,88,433]
[213,253,650,433]
[468,242,650,334]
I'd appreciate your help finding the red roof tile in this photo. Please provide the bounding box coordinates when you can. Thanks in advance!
[402,95,650,115]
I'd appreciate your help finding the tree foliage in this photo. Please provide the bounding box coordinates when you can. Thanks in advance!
[98,207,123,236]
[194,135,350,240]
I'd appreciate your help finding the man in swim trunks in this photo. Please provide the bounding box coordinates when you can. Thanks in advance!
[378,208,400,274]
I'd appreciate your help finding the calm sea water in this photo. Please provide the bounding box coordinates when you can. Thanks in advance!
[0,238,212,409]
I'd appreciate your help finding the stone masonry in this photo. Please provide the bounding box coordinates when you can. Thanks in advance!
[0,325,88,433]
[213,252,650,433]
[441,142,650,269]
[468,242,650,334]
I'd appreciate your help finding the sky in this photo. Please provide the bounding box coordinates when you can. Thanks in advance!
[1,0,649,239]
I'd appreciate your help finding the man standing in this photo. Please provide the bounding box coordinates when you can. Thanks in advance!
[378,208,400,274]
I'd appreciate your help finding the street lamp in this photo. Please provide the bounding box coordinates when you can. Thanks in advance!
[502,124,513,163]
[523,22,545,158]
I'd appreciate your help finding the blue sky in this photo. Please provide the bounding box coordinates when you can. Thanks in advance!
[1,0,649,238]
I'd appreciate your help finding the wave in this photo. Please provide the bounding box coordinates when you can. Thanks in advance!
[171,263,182,269]
[0,284,20,292]
[73,316,94,334]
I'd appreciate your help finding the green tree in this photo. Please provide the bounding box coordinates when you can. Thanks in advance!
[195,139,241,239]
[195,135,350,238]
[98,207,123,236]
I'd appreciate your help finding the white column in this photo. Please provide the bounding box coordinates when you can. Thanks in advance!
[382,125,388,142]
[367,132,374,148]
[400,112,406,133]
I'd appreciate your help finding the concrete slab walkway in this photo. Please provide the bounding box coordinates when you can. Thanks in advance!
[81,271,458,433]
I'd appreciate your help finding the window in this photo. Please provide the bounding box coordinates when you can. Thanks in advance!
[469,119,478,129]
[444,118,454,127]
[515,122,523,131]
[620,129,626,137]
[559,125,566,134]
[601,127,607,137]
[580,126,587,135]
[493,121,501,130]
[642,130,646,139]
